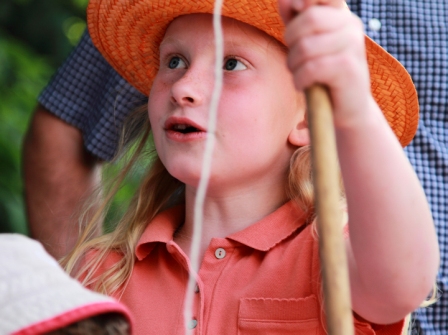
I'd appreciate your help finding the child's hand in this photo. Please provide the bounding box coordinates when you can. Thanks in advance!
[278,0,376,128]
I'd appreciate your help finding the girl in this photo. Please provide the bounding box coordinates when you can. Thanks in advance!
[64,0,439,334]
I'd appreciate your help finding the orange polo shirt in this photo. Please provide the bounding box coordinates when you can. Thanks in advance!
[94,201,403,335]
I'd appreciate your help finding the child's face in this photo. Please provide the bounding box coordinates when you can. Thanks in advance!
[148,14,307,192]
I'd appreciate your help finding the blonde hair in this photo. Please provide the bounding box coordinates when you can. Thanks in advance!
[62,106,182,294]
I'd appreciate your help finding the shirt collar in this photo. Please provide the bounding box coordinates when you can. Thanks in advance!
[226,201,308,251]
[135,205,185,261]
[135,201,308,260]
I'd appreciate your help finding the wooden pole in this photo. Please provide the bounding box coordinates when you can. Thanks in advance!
[306,84,354,335]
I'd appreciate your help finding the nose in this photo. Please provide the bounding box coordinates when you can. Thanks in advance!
[170,66,210,107]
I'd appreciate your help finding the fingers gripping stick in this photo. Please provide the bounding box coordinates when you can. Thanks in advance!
[279,1,355,334]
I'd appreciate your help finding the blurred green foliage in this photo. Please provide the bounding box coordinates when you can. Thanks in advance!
[1,0,142,235]
[0,0,88,234]
[0,0,88,66]
[0,0,88,233]
[0,34,53,233]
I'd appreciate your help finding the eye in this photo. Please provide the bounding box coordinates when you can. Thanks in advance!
[168,56,187,69]
[224,58,247,71]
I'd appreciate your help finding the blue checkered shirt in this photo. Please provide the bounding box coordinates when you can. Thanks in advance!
[346,1,448,334]
[39,1,448,333]
[39,31,147,161]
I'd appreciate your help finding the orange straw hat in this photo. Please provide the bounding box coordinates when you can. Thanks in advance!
[87,0,419,147]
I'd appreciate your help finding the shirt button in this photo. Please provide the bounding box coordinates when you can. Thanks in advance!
[368,18,382,32]
[194,284,200,293]
[188,319,198,329]
[215,248,226,259]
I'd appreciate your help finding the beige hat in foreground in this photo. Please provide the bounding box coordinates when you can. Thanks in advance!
[0,234,133,335]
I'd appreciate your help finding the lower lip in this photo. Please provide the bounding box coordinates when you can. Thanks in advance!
[165,130,207,142]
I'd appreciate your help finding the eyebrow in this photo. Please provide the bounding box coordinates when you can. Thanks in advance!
[159,35,255,51]
[159,37,184,50]
[161,37,212,56]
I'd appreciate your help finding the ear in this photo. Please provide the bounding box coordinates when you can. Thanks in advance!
[288,115,310,147]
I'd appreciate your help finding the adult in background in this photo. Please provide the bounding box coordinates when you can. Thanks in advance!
[23,31,146,259]
[23,1,447,333]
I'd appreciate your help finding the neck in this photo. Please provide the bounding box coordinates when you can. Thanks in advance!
[174,177,289,261]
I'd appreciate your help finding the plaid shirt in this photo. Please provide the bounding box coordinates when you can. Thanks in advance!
[39,31,147,161]
[346,2,448,334]
[39,1,448,333]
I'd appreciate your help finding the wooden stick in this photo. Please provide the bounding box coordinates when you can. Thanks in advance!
[306,84,354,335]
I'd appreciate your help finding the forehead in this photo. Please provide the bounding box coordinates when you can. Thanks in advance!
[162,13,285,52]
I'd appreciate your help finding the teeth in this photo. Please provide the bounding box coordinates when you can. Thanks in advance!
[173,124,187,130]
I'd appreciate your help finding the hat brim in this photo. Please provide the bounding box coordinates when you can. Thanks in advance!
[0,234,133,335]
[88,0,418,147]
[13,302,132,335]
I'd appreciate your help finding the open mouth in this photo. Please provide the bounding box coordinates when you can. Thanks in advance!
[171,124,201,134]
[165,117,206,137]
[164,117,206,141]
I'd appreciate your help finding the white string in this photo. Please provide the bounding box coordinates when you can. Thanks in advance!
[183,0,224,333]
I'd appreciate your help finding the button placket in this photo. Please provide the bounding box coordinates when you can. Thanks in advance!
[197,242,232,333]
[190,290,201,333]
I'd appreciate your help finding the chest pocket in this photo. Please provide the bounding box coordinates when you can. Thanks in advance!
[237,295,324,335]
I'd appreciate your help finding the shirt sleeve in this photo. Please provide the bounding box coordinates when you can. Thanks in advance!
[38,30,147,161]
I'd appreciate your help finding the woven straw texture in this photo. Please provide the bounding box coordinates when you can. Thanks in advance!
[87,0,419,147]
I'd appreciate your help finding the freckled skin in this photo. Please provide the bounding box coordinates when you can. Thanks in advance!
[148,14,306,195]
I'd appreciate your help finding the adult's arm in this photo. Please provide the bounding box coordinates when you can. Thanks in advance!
[23,30,145,259]
[23,104,102,259]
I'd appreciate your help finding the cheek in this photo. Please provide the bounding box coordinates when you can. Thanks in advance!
[147,92,166,153]
[148,80,169,121]
[218,93,257,137]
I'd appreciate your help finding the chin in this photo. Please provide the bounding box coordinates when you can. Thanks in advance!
[166,164,202,187]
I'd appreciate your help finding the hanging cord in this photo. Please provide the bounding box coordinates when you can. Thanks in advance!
[183,0,224,332]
